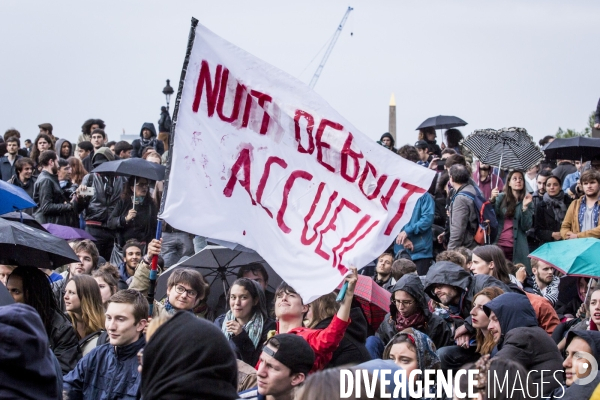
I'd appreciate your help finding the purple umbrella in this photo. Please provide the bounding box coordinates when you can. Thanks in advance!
[42,224,96,241]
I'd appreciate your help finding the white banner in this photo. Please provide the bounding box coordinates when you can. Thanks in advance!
[161,21,435,302]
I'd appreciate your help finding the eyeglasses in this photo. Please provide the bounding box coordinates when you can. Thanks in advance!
[174,284,198,298]
[393,299,414,307]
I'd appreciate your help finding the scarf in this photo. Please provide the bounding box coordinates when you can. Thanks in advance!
[578,197,600,230]
[161,298,176,315]
[394,310,426,333]
[140,136,158,150]
[543,191,567,222]
[220,309,264,349]
[531,275,560,306]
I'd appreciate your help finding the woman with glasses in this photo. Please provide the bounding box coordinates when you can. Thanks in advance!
[108,176,158,247]
[490,170,534,271]
[214,278,276,366]
[153,268,211,319]
[367,274,452,359]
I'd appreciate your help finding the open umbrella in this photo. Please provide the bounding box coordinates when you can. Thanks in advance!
[542,137,600,162]
[42,224,96,241]
[337,275,390,331]
[1,212,47,231]
[416,115,467,130]
[91,158,166,181]
[155,245,282,311]
[0,218,80,268]
[529,238,600,278]
[0,180,36,215]
[462,127,544,186]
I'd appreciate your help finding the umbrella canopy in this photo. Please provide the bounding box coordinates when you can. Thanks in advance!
[0,218,80,268]
[0,180,36,215]
[337,275,390,331]
[416,115,467,130]
[42,224,96,241]
[91,158,166,181]
[1,212,47,231]
[529,238,600,278]
[462,127,544,171]
[155,245,282,311]
[542,137,600,162]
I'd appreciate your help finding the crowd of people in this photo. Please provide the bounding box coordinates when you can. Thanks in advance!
[1,115,600,400]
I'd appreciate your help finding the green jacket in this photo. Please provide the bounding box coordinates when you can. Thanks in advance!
[493,193,534,272]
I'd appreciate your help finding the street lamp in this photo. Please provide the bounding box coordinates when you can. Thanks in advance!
[162,79,174,110]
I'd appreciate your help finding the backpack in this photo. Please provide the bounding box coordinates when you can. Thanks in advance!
[456,191,498,245]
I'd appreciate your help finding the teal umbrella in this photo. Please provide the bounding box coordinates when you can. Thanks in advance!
[529,238,600,278]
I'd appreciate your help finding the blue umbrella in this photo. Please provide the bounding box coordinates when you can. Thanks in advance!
[0,180,36,215]
[529,238,600,278]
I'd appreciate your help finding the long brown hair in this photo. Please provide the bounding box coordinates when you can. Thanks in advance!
[67,275,106,339]
[306,292,339,328]
[473,245,512,284]
[501,170,525,219]
[68,156,88,185]
[30,133,55,163]
[473,287,504,355]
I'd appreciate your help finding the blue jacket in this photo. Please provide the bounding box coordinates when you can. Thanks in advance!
[393,193,434,260]
[63,335,145,400]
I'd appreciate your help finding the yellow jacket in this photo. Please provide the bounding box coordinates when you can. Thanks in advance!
[560,197,600,239]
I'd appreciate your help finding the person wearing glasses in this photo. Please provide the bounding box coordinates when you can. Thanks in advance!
[108,176,158,248]
[152,268,209,318]
[367,274,452,359]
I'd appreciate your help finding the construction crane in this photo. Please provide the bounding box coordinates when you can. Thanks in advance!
[308,6,353,89]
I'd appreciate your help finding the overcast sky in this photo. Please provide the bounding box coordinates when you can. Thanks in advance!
[1,0,598,147]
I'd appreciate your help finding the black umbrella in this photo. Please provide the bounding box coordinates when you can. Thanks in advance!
[1,212,48,231]
[155,245,282,311]
[91,158,166,181]
[0,218,80,268]
[543,137,600,162]
[416,115,468,130]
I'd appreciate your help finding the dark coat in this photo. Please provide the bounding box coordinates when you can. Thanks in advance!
[8,174,36,215]
[131,123,164,158]
[0,303,61,400]
[33,170,78,227]
[80,173,125,224]
[552,162,577,185]
[534,195,572,245]
[141,312,238,400]
[315,307,372,368]
[49,311,82,375]
[108,196,158,246]
[377,275,453,350]
[484,293,564,397]
[63,335,145,400]
[214,314,276,367]
[424,261,512,330]
[0,154,21,181]
[425,139,442,158]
